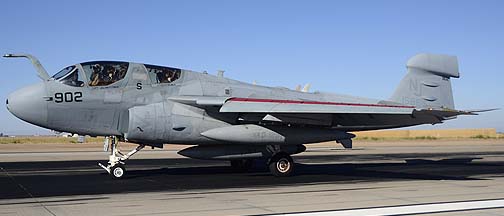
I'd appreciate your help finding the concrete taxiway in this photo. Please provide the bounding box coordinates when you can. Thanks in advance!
[1,140,504,216]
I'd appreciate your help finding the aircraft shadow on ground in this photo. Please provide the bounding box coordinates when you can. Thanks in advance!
[1,155,503,199]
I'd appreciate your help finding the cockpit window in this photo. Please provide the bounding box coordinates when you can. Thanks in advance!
[81,62,129,86]
[145,64,181,84]
[52,66,84,87]
[52,66,75,80]
[60,68,84,87]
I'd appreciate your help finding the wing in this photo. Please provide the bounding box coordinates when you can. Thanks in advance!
[221,98,423,131]
[169,96,484,131]
[220,98,415,114]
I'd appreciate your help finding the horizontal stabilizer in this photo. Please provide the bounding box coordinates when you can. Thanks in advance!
[461,108,500,114]
[416,108,498,119]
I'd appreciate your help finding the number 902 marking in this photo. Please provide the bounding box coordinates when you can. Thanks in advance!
[54,92,82,103]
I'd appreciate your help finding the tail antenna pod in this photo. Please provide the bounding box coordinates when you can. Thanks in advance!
[3,53,50,81]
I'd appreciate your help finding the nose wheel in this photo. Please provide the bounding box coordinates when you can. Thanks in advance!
[111,164,126,179]
[98,136,145,179]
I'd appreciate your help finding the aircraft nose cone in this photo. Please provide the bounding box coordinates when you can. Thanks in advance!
[7,82,48,128]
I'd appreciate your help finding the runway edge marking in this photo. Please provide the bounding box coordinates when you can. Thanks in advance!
[267,199,504,216]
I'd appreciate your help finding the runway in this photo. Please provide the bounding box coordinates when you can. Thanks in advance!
[1,140,504,215]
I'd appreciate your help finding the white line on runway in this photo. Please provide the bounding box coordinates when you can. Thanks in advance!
[274,199,504,216]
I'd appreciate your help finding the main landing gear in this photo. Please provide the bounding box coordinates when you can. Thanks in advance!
[98,136,145,179]
[265,145,296,177]
[229,155,294,176]
[226,145,297,176]
[268,153,294,177]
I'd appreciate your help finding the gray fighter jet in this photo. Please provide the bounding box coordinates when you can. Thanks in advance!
[4,53,491,178]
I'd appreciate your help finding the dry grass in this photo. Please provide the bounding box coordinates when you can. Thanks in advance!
[355,136,437,141]
[498,133,504,139]
[0,136,104,144]
[1,130,502,145]
[354,128,502,140]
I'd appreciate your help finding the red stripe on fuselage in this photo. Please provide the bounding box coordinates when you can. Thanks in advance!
[229,98,416,109]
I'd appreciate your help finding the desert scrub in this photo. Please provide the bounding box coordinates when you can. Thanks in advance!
[408,136,438,140]
[470,135,494,139]
[355,137,386,141]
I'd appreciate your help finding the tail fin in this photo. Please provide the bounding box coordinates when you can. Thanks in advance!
[390,53,460,109]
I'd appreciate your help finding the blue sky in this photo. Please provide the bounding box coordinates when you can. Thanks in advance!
[1,0,503,135]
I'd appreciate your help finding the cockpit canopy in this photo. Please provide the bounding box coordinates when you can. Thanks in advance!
[52,61,182,87]
[82,61,128,86]
[52,65,84,87]
[145,64,181,84]
[52,61,129,87]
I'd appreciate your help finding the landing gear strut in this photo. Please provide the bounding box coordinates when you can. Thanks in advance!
[98,136,145,179]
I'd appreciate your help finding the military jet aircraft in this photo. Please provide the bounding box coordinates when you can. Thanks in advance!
[4,53,491,178]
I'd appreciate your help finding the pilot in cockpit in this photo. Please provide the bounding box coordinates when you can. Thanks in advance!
[102,65,116,84]
[155,69,177,83]
[155,70,164,83]
[116,64,127,81]
[89,64,103,86]
[86,62,128,86]
[166,70,175,83]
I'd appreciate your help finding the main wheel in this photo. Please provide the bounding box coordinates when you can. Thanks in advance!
[268,154,294,177]
[111,164,126,179]
[230,159,253,172]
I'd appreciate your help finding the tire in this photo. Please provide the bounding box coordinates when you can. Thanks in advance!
[230,159,253,172]
[111,164,126,179]
[268,154,294,177]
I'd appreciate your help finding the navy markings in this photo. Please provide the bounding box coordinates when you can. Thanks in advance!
[54,92,82,103]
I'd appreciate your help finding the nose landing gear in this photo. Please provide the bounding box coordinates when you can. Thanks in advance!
[98,136,145,179]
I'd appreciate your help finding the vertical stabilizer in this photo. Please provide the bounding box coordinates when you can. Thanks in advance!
[390,53,459,109]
